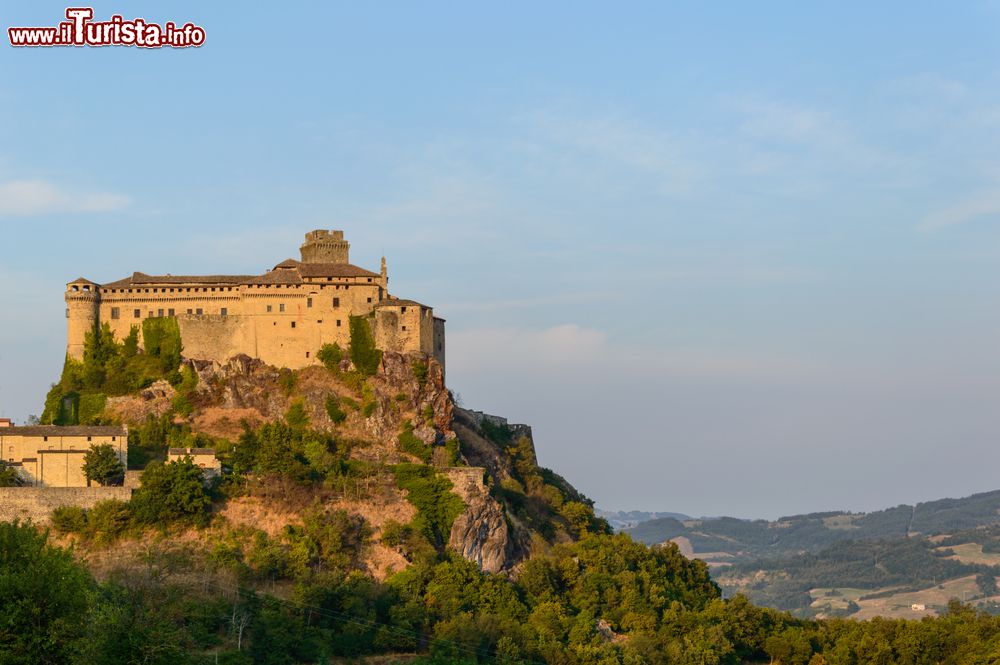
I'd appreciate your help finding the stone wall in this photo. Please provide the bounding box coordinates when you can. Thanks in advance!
[178,314,251,367]
[0,486,133,524]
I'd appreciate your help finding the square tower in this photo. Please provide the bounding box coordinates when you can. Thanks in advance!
[300,229,350,264]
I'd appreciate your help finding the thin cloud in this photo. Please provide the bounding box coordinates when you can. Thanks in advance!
[920,190,1000,230]
[0,179,129,216]
[448,324,828,383]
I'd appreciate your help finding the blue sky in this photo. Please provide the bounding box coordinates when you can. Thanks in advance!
[3,2,1000,518]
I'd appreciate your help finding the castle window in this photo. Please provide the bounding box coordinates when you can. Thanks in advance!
[43,437,48,442]
[196,308,203,315]
[306,351,310,358]
[291,321,296,329]
[307,297,313,308]
[87,436,92,442]
[402,325,407,331]
[336,319,341,327]
[221,308,228,317]
[168,309,175,316]
[153,288,158,293]
[157,309,164,317]
[267,305,272,313]
[71,285,79,292]
[110,307,120,320]
[279,304,285,313]
[401,307,407,313]
[148,311,153,318]
[134,309,141,318]
[187,309,193,315]
[333,298,340,307]
[317,320,322,324]
[367,278,372,282]
[65,309,69,319]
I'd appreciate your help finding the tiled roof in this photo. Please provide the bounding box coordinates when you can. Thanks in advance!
[103,263,380,288]
[376,298,429,309]
[69,277,100,285]
[248,270,303,285]
[168,448,216,456]
[298,263,380,278]
[0,426,126,437]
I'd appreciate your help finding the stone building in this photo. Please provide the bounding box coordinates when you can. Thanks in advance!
[167,447,221,479]
[0,425,128,487]
[65,230,446,372]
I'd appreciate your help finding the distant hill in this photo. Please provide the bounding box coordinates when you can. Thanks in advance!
[625,489,1000,618]
[627,489,1000,558]
[596,508,691,531]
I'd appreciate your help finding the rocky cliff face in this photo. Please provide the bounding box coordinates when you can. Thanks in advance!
[104,347,586,575]
[444,468,513,574]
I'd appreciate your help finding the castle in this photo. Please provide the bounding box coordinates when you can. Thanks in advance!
[65,230,445,372]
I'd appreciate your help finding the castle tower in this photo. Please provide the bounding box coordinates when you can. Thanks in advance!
[300,229,350,264]
[65,278,100,361]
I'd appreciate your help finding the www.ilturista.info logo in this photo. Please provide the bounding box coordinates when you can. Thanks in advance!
[8,8,205,48]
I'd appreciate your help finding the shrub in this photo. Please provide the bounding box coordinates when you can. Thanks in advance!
[51,506,88,533]
[285,400,310,430]
[278,369,297,396]
[325,395,347,424]
[399,425,432,464]
[86,499,133,542]
[411,360,429,384]
[317,343,345,371]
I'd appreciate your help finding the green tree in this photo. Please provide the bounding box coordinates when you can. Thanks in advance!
[0,461,23,487]
[82,443,125,486]
[348,315,383,375]
[130,458,211,524]
[0,522,92,663]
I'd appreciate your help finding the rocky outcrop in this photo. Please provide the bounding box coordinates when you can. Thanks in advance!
[105,379,176,423]
[373,352,454,442]
[445,467,513,573]
[189,355,288,418]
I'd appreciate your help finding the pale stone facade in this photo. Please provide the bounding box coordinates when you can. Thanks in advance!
[0,425,128,487]
[167,447,221,479]
[65,230,446,373]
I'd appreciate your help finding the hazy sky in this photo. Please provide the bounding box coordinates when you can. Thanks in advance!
[3,2,1000,518]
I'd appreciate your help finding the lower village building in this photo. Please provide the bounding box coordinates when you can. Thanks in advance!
[168,447,222,479]
[0,424,128,487]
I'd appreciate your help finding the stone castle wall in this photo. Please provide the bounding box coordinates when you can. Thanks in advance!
[0,486,132,524]
[65,231,446,372]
